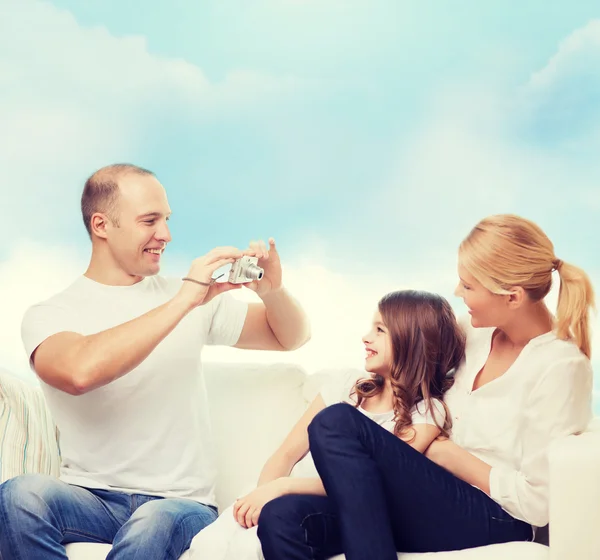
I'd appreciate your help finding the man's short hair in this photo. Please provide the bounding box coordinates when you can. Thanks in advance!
[81,163,154,237]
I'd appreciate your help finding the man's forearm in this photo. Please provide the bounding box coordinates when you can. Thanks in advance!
[261,287,311,350]
[66,295,191,393]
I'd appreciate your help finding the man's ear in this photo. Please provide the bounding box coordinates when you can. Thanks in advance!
[90,213,109,239]
[506,286,526,310]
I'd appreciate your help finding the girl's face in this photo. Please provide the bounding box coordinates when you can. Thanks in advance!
[454,264,508,328]
[362,310,393,376]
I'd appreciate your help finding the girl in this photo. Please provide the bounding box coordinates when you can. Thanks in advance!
[258,214,595,560]
[189,289,465,560]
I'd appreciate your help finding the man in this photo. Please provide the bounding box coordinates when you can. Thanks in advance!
[0,164,310,559]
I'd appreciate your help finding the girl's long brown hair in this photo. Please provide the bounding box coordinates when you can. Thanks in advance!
[352,290,465,440]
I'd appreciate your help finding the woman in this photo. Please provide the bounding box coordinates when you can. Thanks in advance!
[257,214,595,560]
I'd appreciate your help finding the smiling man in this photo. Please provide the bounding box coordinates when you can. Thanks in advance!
[0,163,311,560]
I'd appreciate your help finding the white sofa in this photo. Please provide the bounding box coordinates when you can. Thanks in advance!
[1,363,599,560]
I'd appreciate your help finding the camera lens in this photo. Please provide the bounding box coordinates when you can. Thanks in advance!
[246,263,264,281]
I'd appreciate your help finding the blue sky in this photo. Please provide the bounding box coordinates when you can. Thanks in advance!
[0,0,599,412]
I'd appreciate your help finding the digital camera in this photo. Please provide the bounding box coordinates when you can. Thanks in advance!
[228,256,264,284]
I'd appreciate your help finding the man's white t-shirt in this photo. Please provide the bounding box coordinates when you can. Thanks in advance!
[21,275,248,507]
[291,369,446,478]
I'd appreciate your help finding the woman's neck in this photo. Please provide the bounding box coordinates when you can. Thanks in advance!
[496,302,553,348]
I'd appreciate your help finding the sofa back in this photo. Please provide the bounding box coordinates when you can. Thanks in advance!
[203,362,312,509]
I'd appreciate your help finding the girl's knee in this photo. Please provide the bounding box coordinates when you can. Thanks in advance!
[308,403,361,442]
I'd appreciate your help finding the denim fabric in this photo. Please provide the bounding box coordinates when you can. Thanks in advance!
[259,403,532,560]
[0,474,217,560]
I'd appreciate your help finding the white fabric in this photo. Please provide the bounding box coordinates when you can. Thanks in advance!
[20,275,248,506]
[547,419,600,560]
[202,362,310,509]
[444,316,593,527]
[13,363,599,560]
[188,506,261,560]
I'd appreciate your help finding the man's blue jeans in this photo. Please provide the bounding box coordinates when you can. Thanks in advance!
[258,403,533,560]
[0,474,217,560]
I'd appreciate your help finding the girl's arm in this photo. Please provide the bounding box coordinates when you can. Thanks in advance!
[404,423,443,454]
[404,399,446,453]
[255,393,327,486]
[233,394,327,528]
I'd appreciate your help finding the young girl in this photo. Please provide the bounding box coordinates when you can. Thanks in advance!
[189,289,465,560]
[258,214,595,560]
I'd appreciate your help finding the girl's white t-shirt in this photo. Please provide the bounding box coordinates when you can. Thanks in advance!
[291,370,446,478]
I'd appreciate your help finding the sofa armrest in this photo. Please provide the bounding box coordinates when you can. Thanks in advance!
[548,426,600,560]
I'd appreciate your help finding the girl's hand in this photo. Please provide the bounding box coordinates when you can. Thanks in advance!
[232,479,286,528]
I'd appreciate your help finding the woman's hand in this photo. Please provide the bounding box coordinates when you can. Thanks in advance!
[233,479,287,529]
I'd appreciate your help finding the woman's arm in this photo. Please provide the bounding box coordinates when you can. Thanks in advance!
[425,438,492,494]
[426,357,592,526]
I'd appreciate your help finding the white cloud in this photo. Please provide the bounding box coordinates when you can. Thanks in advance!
[0,0,306,239]
[527,19,600,90]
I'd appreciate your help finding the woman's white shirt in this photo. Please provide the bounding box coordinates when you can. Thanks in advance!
[445,315,593,527]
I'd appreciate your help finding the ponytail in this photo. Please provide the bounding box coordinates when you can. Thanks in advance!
[555,260,595,358]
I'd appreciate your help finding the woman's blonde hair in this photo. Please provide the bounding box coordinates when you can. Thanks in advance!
[459,214,595,358]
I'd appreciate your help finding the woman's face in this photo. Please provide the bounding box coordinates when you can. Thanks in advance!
[455,264,509,328]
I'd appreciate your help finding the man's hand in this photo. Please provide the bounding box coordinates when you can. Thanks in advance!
[232,479,286,528]
[244,238,283,298]
[176,246,247,310]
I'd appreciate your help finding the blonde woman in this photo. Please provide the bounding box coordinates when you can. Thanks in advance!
[258,214,595,560]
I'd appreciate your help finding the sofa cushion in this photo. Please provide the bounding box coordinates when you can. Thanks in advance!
[0,369,60,483]
[203,362,309,510]
[64,541,547,560]
[329,541,548,559]
[65,543,191,559]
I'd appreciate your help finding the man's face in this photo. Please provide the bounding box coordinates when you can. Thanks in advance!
[105,174,172,278]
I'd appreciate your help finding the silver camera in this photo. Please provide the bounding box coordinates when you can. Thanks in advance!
[228,256,264,284]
